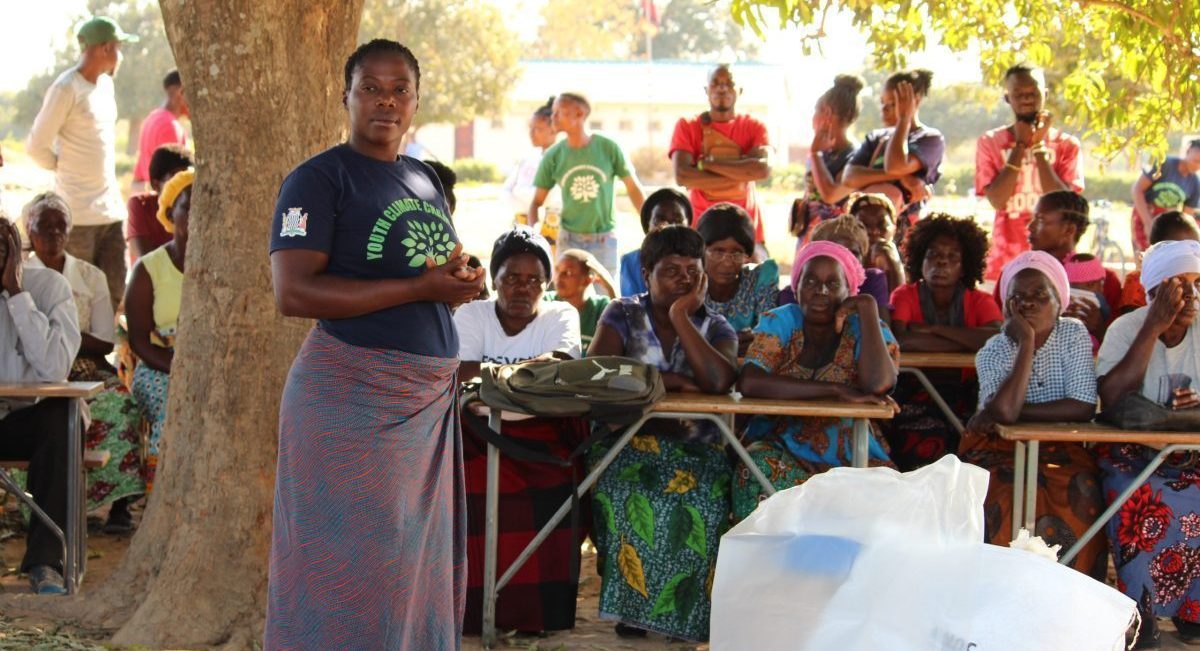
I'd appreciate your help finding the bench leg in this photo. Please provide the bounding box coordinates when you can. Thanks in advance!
[1011,441,1026,538]
[1023,440,1038,532]
[67,398,82,594]
[482,411,501,649]
[852,418,869,468]
[899,368,965,434]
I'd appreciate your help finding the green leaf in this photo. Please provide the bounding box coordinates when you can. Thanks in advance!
[674,572,701,620]
[638,463,657,490]
[683,505,706,555]
[594,493,617,535]
[666,505,691,553]
[650,571,690,618]
[617,463,644,483]
[625,493,654,547]
[650,571,701,621]
[401,237,416,248]
[409,253,426,268]
[710,473,730,499]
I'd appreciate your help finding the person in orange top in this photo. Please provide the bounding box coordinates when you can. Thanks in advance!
[670,64,771,258]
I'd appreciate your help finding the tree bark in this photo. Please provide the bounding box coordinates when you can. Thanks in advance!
[5,3,364,648]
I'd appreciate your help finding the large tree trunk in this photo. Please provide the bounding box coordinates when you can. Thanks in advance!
[7,3,364,648]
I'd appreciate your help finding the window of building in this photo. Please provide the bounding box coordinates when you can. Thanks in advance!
[589,120,604,130]
[618,119,634,131]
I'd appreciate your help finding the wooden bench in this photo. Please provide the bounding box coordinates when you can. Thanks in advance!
[0,381,103,595]
[0,449,111,471]
[478,391,896,647]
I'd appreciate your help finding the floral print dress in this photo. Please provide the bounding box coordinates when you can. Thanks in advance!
[588,294,736,641]
[731,305,899,520]
[1095,310,1200,619]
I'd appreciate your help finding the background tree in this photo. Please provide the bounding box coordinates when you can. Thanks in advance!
[360,0,521,129]
[1,2,363,648]
[730,0,1200,159]
[635,0,759,61]
[532,0,639,60]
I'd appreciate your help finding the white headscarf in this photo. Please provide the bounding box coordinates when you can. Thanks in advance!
[1142,240,1200,301]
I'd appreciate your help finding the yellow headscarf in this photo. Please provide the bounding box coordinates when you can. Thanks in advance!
[157,169,195,234]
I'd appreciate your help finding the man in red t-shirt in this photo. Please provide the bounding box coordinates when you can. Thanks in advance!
[975,64,1083,280]
[132,69,188,191]
[669,65,771,252]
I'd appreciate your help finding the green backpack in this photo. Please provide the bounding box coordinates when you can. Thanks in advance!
[478,356,665,425]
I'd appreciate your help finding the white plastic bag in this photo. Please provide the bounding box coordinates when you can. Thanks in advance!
[710,455,1136,651]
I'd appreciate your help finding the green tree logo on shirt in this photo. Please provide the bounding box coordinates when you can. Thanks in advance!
[402,220,455,267]
[1151,181,1188,210]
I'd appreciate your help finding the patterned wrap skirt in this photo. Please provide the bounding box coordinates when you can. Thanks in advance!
[265,326,466,651]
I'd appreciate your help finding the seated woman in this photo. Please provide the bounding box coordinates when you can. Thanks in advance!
[588,225,738,642]
[22,192,144,532]
[620,188,691,296]
[961,250,1106,579]
[696,203,779,353]
[125,170,191,489]
[455,227,585,635]
[1096,239,1200,647]
[885,214,1001,470]
[779,215,892,322]
[547,248,614,349]
[733,241,899,520]
[849,193,905,294]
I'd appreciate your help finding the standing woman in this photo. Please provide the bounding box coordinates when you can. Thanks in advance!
[266,40,486,651]
[504,98,561,228]
[792,74,865,242]
[843,69,946,243]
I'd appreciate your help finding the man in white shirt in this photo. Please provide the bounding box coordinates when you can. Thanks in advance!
[26,16,138,311]
[0,216,82,594]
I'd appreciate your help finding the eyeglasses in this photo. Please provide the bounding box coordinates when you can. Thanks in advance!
[706,249,747,263]
[497,275,546,290]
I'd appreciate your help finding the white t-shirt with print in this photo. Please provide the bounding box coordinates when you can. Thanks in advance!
[454,298,581,363]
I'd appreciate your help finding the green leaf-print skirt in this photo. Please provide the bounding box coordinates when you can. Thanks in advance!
[589,429,732,641]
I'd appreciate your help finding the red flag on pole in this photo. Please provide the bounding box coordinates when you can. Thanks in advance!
[641,0,659,26]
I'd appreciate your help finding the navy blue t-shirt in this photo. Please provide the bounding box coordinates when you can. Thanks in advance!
[269,144,459,357]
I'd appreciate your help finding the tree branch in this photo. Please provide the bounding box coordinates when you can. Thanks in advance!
[1074,0,1181,47]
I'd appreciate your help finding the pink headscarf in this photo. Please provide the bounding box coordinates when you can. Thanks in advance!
[999,250,1070,314]
[790,241,866,296]
[1062,253,1105,284]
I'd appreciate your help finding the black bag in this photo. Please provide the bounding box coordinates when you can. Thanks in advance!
[1099,392,1200,431]
[478,356,664,425]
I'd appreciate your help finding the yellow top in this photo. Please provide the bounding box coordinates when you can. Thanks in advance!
[141,246,183,340]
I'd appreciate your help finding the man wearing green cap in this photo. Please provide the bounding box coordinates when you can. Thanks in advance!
[26,16,138,311]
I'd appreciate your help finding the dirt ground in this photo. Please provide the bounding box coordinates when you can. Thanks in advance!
[0,501,1193,650]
